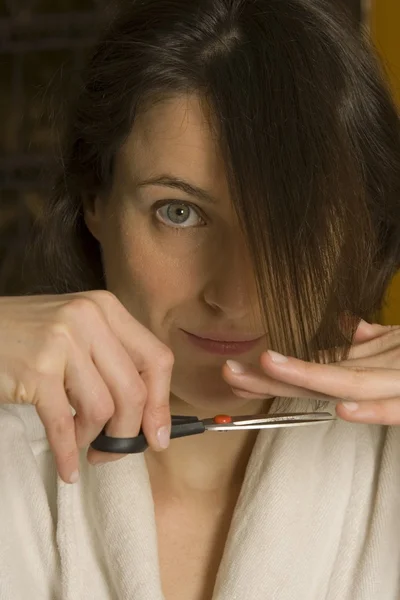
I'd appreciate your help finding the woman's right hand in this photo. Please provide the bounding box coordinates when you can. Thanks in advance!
[0,291,174,484]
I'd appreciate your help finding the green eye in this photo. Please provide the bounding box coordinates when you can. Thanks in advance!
[166,203,190,224]
[155,201,206,228]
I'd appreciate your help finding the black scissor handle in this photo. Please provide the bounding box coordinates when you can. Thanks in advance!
[90,415,206,454]
[90,430,149,453]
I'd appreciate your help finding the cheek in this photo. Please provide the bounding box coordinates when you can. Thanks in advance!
[127,236,194,293]
[103,222,205,319]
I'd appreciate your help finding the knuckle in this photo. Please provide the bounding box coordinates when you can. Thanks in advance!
[145,404,170,427]
[33,324,72,375]
[47,321,73,342]
[88,290,118,308]
[34,353,61,380]
[33,355,57,378]
[147,407,171,431]
[154,345,174,370]
[61,448,78,466]
[49,413,75,438]
[368,402,393,424]
[115,373,148,409]
[58,297,104,325]
[89,400,115,424]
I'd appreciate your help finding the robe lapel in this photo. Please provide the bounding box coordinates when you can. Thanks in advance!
[212,407,363,600]
[56,453,165,600]
[88,455,165,600]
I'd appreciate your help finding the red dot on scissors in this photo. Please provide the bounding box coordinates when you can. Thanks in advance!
[213,414,232,424]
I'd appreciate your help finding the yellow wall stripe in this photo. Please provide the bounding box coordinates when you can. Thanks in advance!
[370,0,400,324]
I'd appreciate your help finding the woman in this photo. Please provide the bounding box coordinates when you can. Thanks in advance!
[0,0,399,598]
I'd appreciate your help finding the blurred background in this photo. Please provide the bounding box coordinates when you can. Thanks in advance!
[0,0,399,323]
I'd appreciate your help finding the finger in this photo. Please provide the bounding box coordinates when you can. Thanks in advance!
[336,398,400,425]
[90,292,173,451]
[222,361,330,401]
[89,368,148,463]
[315,322,398,364]
[34,378,79,485]
[87,329,151,460]
[340,346,400,369]
[352,320,389,345]
[67,296,170,455]
[64,352,115,458]
[140,346,174,452]
[89,291,160,367]
[348,325,400,360]
[259,351,400,402]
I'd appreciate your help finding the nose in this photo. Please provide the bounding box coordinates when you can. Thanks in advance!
[202,234,259,321]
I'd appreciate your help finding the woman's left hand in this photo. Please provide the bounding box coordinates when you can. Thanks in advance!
[222,320,400,425]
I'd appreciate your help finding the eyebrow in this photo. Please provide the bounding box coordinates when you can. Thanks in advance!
[136,175,218,205]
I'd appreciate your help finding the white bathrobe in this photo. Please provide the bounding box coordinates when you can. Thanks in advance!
[0,401,399,600]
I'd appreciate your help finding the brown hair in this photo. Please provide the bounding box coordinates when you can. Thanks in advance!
[33,0,400,361]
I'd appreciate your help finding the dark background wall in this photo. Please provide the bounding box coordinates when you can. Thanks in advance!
[0,0,114,293]
[0,0,363,295]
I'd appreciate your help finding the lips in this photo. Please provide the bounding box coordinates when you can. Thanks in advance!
[181,330,264,356]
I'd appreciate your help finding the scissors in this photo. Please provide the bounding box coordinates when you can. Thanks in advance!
[90,411,335,454]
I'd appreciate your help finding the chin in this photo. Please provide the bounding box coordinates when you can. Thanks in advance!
[170,370,264,415]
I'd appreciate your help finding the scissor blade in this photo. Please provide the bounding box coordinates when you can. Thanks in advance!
[203,412,335,431]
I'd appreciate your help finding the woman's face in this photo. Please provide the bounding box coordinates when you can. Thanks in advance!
[86,94,267,411]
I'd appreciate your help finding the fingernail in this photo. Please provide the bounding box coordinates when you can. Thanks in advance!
[69,470,80,484]
[267,350,289,364]
[342,401,359,412]
[226,360,246,374]
[157,425,170,450]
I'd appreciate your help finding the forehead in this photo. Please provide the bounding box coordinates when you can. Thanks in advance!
[116,94,229,195]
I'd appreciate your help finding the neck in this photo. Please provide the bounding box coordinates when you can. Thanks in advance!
[145,395,272,497]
